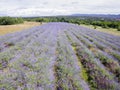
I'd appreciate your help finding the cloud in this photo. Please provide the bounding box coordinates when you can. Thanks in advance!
[0,0,120,16]
[42,2,48,5]
[71,2,79,4]
[2,7,70,17]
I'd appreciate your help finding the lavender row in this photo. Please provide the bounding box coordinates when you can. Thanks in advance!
[65,30,120,89]
[55,30,89,90]
[0,22,120,90]
[68,29,120,83]
[0,23,58,89]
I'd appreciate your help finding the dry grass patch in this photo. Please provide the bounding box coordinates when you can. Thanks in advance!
[0,21,41,35]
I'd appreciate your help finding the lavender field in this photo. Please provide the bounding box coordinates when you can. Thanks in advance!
[0,22,120,90]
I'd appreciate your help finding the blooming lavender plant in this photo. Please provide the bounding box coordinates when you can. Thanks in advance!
[0,22,120,90]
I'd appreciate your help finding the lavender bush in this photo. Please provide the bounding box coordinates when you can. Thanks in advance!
[0,22,120,90]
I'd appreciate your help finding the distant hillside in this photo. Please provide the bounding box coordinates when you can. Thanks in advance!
[71,14,120,20]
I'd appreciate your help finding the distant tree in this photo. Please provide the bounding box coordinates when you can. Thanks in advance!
[102,23,108,28]
[36,18,43,22]
[60,18,65,22]
[117,25,120,31]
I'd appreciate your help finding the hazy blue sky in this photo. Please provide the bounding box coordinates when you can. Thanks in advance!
[0,0,120,16]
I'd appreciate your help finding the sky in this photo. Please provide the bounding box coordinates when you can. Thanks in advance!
[0,0,120,16]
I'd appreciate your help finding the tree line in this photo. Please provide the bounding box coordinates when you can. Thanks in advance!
[24,16,120,31]
[0,17,24,25]
[0,16,120,31]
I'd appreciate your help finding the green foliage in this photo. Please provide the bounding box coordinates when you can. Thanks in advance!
[81,66,88,82]
[0,52,13,70]
[24,16,120,30]
[117,25,120,31]
[112,53,120,61]
[0,17,24,25]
